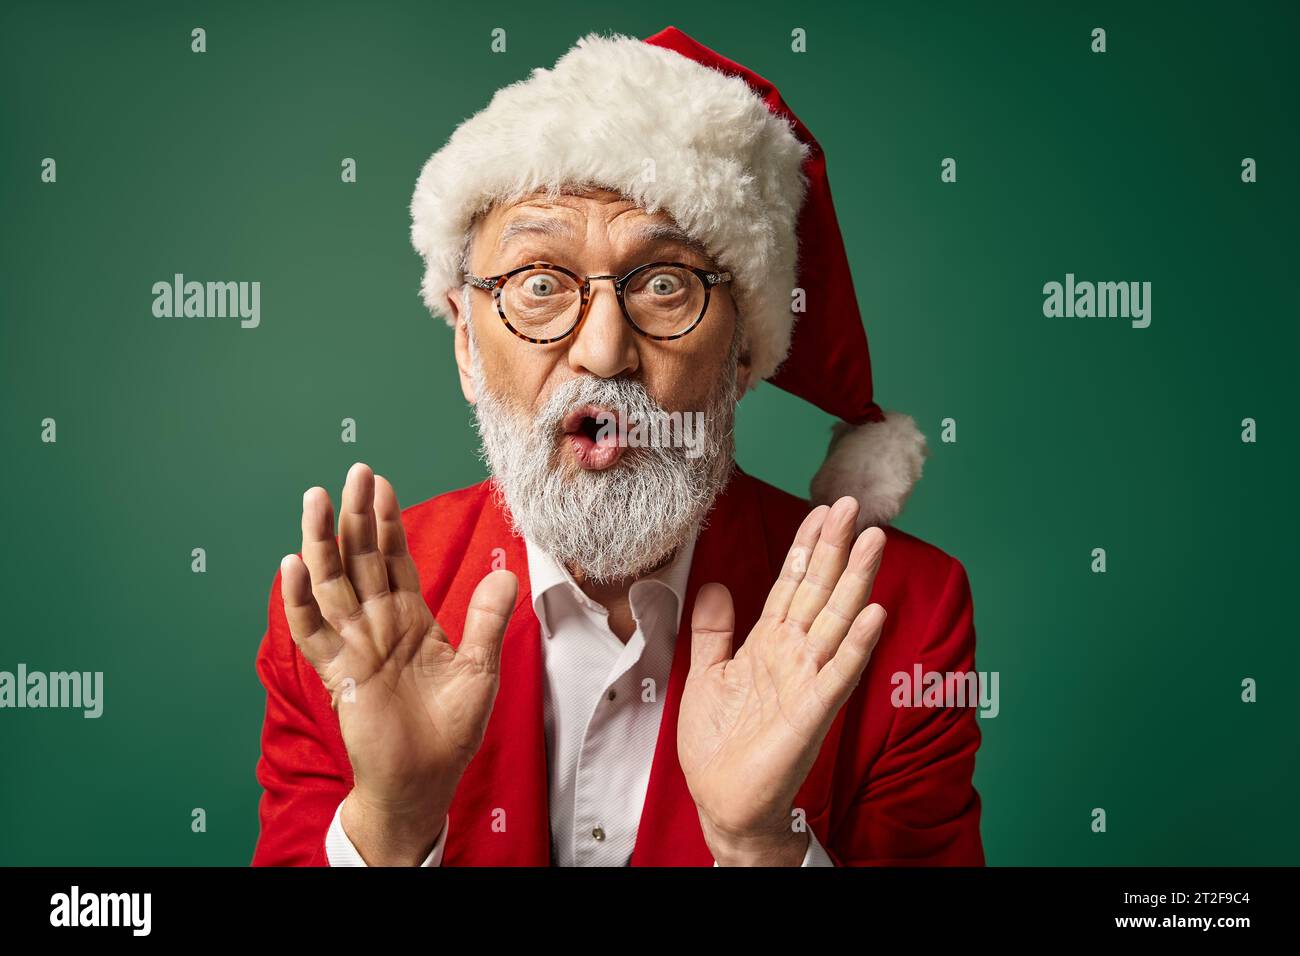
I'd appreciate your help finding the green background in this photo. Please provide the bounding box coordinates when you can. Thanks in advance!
[1,0,1295,865]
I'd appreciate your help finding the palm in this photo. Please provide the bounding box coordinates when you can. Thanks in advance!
[680,618,831,828]
[679,498,888,839]
[280,464,516,813]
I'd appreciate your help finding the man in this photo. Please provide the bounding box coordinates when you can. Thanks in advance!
[252,26,983,867]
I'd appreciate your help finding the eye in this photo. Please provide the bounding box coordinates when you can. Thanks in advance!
[524,274,561,297]
[645,272,684,296]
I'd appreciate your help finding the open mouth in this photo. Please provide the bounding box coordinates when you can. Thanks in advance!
[562,404,624,471]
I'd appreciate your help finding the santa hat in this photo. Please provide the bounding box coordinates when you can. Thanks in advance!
[410,26,928,528]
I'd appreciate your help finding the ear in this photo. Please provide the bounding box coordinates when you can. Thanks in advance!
[733,315,755,395]
[735,349,754,395]
[449,289,477,404]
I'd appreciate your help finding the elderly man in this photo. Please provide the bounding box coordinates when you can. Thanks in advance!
[252,26,983,867]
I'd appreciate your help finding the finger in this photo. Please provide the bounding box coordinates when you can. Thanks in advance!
[301,485,361,625]
[373,474,422,594]
[786,496,860,630]
[280,553,344,667]
[814,603,886,711]
[457,570,518,674]
[339,462,391,603]
[759,505,830,623]
[690,583,735,672]
[806,526,886,663]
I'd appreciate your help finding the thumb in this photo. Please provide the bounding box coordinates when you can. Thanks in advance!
[690,583,735,673]
[458,569,518,673]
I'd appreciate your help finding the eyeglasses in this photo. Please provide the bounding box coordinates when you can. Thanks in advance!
[464,260,733,344]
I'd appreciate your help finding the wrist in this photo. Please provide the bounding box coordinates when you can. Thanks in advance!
[699,812,809,867]
[341,788,449,866]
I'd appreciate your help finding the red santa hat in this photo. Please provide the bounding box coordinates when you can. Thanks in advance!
[410,25,928,528]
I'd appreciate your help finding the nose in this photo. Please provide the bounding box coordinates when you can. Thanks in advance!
[566,278,639,380]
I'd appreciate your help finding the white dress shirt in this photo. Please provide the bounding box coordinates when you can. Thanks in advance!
[325,533,834,867]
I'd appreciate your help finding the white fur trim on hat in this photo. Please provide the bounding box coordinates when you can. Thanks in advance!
[809,412,929,530]
[410,31,810,383]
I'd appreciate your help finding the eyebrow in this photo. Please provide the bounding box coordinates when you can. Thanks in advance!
[495,216,576,250]
[623,222,712,260]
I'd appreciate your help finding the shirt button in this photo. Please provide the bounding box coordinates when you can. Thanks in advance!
[592,827,606,842]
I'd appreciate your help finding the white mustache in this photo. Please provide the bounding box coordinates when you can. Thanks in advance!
[538,376,672,443]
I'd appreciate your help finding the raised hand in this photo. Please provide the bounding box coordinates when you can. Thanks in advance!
[278,462,517,864]
[678,496,887,866]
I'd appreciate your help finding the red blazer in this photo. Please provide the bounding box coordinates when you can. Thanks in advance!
[251,469,984,866]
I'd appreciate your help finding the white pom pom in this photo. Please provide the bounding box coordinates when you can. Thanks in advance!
[809,411,929,531]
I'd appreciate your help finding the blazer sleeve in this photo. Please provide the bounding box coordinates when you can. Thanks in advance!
[828,556,985,866]
[250,567,352,866]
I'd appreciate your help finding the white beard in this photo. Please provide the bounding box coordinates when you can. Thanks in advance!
[467,322,738,584]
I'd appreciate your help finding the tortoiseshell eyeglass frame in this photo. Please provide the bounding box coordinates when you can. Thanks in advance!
[463,260,734,345]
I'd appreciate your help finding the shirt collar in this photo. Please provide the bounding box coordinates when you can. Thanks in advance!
[524,531,699,636]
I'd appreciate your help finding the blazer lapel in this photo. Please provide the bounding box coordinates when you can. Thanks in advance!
[630,472,775,865]
[629,470,842,865]
[442,495,551,866]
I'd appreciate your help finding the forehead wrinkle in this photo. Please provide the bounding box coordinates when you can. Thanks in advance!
[490,209,716,270]
[495,215,577,251]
